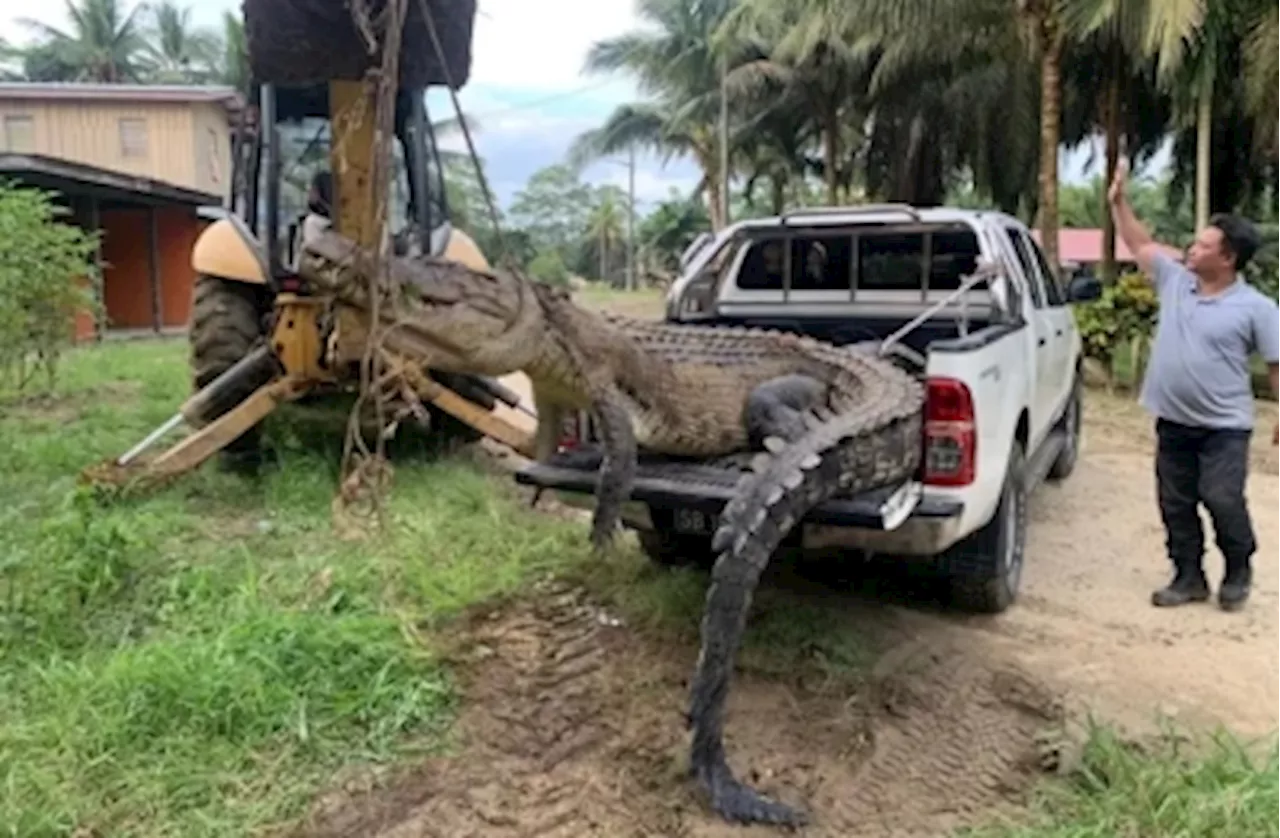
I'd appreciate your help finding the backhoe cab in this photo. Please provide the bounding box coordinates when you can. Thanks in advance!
[85,80,534,489]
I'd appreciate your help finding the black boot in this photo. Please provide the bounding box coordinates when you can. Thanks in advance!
[1151,565,1210,607]
[1218,565,1251,612]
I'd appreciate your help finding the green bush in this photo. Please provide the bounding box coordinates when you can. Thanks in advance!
[0,181,100,393]
[1072,272,1158,389]
[527,249,570,287]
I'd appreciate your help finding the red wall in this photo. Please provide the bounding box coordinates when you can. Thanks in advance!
[78,206,207,339]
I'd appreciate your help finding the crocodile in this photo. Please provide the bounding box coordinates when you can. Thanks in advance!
[295,229,925,826]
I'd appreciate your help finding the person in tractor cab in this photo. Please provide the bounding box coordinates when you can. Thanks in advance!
[294,170,332,258]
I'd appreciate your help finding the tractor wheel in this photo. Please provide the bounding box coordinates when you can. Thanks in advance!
[189,274,273,469]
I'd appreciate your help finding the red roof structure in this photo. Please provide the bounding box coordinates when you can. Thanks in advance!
[1031,227,1184,265]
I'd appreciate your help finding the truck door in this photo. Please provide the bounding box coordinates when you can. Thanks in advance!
[1002,225,1058,450]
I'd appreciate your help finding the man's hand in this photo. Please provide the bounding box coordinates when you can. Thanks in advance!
[1108,158,1128,205]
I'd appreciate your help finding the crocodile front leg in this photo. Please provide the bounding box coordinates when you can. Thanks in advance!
[744,374,826,446]
[588,389,636,550]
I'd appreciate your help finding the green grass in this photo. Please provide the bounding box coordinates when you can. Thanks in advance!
[4,339,1275,837]
[962,721,1279,838]
[0,339,592,836]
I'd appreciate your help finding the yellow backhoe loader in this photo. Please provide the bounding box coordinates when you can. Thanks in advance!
[85,71,536,489]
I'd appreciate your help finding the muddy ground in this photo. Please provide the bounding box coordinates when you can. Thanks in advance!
[286,388,1278,838]
[289,291,1279,836]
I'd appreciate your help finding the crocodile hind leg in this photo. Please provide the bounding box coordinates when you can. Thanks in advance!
[744,374,826,447]
[588,389,637,550]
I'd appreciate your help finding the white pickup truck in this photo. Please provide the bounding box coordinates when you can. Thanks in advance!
[514,204,1102,613]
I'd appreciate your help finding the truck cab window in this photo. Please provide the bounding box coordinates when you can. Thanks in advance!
[928,229,982,291]
[1005,227,1046,308]
[738,238,788,290]
[859,233,925,291]
[790,235,852,291]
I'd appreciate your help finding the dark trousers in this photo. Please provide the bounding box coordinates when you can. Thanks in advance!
[1155,418,1256,579]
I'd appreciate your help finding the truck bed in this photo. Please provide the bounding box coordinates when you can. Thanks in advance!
[514,446,963,532]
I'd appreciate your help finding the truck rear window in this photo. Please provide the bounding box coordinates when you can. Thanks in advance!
[734,225,980,293]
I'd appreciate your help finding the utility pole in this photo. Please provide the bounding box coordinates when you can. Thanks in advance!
[627,144,636,291]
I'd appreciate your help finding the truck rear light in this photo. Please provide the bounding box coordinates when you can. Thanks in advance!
[923,376,975,486]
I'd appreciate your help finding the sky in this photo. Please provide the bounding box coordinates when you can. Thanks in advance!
[0,0,1169,213]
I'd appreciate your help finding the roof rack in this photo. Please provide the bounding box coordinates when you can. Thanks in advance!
[779,203,922,224]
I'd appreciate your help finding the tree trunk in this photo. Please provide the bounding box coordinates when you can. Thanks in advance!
[1037,18,1064,282]
[822,109,840,204]
[1100,41,1123,283]
[771,175,786,215]
[599,228,607,285]
[705,179,725,231]
[1195,74,1213,230]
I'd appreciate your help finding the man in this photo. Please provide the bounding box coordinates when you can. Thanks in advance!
[296,170,332,254]
[1109,159,1279,612]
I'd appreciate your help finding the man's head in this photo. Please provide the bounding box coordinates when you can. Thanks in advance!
[1185,213,1260,278]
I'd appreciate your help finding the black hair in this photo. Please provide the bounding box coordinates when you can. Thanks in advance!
[1208,213,1260,270]
[309,170,332,212]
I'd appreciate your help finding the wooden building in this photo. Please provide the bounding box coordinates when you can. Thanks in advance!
[0,83,243,339]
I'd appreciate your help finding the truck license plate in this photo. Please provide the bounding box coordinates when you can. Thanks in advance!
[672,508,717,536]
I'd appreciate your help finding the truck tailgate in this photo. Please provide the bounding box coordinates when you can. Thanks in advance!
[514,453,963,531]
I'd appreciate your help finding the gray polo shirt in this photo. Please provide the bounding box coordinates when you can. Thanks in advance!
[1140,252,1279,430]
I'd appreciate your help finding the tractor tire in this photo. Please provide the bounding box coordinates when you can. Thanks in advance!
[189,274,273,469]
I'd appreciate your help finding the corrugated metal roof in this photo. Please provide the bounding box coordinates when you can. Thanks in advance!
[0,82,243,111]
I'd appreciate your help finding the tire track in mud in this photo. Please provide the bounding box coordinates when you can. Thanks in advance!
[291,582,1065,838]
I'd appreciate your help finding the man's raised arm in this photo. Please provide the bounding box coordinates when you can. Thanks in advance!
[1107,158,1164,279]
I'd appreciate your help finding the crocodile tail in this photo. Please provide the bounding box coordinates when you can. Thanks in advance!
[686,365,923,823]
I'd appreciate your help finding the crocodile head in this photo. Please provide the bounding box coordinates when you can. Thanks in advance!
[297,229,546,376]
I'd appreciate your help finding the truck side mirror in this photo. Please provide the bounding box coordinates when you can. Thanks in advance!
[1065,275,1102,303]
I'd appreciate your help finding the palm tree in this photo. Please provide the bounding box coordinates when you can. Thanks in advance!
[717,0,873,204]
[216,10,249,92]
[1241,4,1277,156]
[18,0,148,83]
[586,187,626,284]
[1059,0,1204,279]
[138,0,220,83]
[573,0,739,230]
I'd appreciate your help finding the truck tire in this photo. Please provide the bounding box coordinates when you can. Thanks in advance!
[189,274,272,468]
[1046,373,1082,481]
[637,508,715,568]
[938,440,1027,614]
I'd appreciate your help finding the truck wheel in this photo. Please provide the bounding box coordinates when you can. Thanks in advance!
[1046,373,1082,481]
[939,440,1027,614]
[189,275,272,469]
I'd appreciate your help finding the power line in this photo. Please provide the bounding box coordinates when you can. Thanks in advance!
[449,78,619,122]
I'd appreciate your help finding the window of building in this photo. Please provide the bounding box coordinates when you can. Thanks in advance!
[4,115,34,153]
[119,118,149,158]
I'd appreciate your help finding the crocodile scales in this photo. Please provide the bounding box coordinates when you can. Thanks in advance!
[296,230,925,826]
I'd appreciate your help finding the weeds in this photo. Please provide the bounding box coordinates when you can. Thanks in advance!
[0,340,591,836]
[962,720,1280,838]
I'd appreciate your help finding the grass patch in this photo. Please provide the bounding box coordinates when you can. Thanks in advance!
[0,339,592,836]
[962,721,1279,838]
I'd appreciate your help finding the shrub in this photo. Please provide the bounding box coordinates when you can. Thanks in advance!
[1072,272,1158,390]
[528,249,570,287]
[0,180,100,392]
